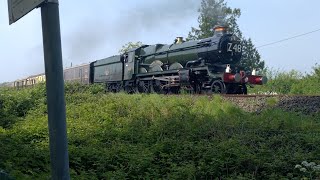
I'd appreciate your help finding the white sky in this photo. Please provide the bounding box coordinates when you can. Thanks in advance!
[0,0,319,82]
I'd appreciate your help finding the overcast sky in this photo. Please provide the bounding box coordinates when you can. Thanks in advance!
[0,0,319,83]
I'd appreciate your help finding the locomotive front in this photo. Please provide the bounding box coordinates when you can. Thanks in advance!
[186,25,267,94]
[206,25,242,66]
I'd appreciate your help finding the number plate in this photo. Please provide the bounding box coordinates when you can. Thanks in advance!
[227,43,242,53]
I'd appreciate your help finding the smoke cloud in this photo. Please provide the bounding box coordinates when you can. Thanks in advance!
[63,0,200,63]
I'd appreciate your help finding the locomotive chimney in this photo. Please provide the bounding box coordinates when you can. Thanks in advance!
[175,37,184,44]
[213,25,227,36]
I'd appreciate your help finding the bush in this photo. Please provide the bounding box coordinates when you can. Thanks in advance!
[250,65,320,95]
[0,84,319,179]
[0,84,46,128]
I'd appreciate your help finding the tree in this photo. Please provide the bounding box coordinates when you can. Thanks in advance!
[239,38,265,72]
[187,0,241,40]
[119,41,143,54]
[188,0,265,72]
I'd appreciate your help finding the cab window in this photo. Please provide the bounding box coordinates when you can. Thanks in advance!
[128,52,134,62]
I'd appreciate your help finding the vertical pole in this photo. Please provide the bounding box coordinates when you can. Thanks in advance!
[40,1,70,179]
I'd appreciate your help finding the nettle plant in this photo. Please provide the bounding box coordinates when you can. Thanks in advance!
[295,161,320,179]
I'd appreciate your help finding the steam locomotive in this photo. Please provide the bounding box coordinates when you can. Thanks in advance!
[10,26,267,94]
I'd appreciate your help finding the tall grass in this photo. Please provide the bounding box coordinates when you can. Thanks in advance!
[250,64,320,95]
[0,83,319,179]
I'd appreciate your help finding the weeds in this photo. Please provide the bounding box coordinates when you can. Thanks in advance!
[0,83,319,179]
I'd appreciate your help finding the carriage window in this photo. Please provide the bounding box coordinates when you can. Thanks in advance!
[79,69,82,77]
[74,69,77,79]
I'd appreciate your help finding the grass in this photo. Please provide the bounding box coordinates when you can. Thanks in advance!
[0,83,319,179]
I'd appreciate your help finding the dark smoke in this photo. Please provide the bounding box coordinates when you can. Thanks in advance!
[63,0,199,63]
[62,20,110,63]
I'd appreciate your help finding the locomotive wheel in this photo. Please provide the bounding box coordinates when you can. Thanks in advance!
[105,83,122,93]
[123,81,136,94]
[211,80,226,94]
[152,80,164,94]
[170,87,180,94]
[137,81,149,93]
[105,84,112,93]
[241,84,248,95]
[193,84,201,94]
[125,85,136,94]
[226,84,247,94]
[115,83,123,93]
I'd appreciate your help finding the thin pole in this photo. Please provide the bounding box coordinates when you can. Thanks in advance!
[40,1,70,179]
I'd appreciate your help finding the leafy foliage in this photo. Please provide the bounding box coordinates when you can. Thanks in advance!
[118,41,143,54]
[250,64,320,95]
[0,84,319,179]
[187,0,241,40]
[290,65,320,95]
[0,84,46,128]
[295,161,320,179]
[238,38,265,72]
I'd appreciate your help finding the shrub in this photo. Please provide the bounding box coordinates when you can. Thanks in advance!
[0,83,319,179]
[250,65,320,95]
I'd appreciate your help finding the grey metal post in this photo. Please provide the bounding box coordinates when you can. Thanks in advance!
[40,0,70,179]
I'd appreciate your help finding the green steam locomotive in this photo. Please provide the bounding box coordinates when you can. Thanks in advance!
[92,25,267,94]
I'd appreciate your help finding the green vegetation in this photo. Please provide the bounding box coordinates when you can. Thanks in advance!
[249,65,320,95]
[0,83,319,179]
[118,41,143,54]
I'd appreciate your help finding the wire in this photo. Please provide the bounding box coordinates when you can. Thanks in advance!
[257,28,320,48]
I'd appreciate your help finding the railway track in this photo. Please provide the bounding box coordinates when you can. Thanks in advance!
[158,94,319,115]
[220,94,320,115]
[222,94,320,98]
